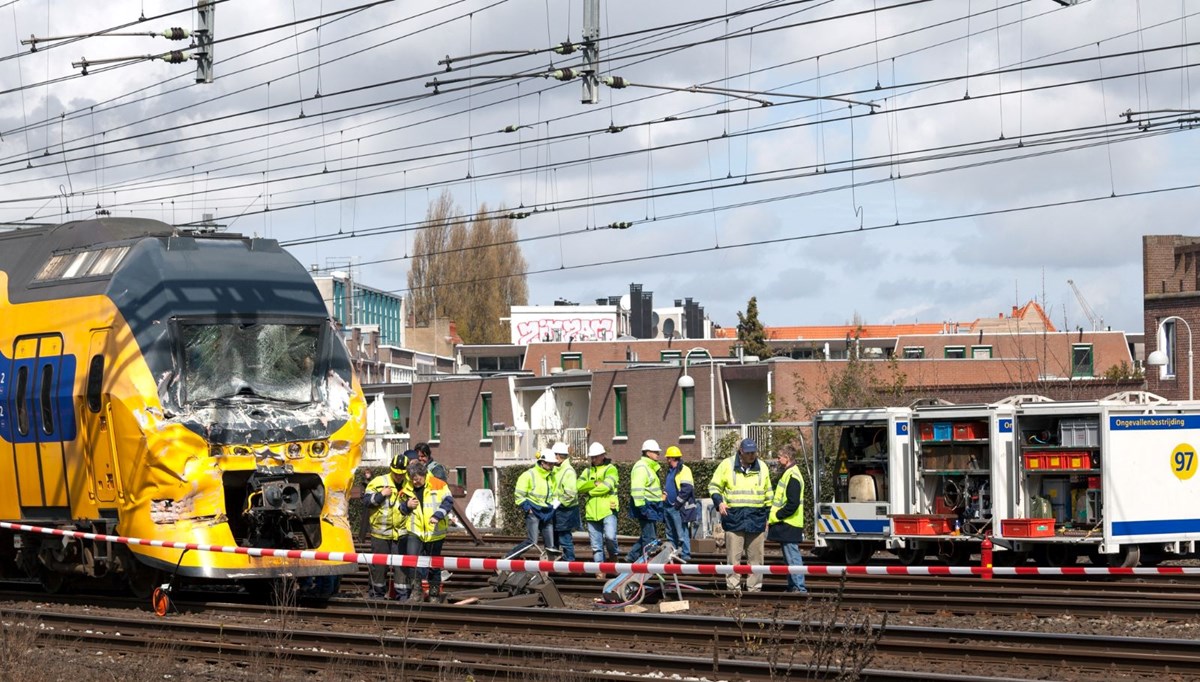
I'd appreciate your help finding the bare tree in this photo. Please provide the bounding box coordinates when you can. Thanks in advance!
[406,193,529,343]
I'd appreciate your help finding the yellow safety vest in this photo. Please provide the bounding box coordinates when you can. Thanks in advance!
[630,456,662,507]
[553,462,578,507]
[577,463,619,521]
[515,465,554,508]
[365,473,407,540]
[708,456,772,508]
[769,465,805,528]
[403,475,452,542]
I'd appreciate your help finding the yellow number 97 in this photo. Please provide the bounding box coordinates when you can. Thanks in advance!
[1172,444,1198,481]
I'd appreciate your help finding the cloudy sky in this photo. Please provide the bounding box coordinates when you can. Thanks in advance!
[2,0,1198,333]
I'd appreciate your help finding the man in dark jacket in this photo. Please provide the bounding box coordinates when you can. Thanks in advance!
[708,438,773,592]
[414,442,448,483]
[768,446,807,593]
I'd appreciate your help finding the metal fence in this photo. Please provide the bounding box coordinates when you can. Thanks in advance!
[362,434,410,466]
[701,422,809,460]
[491,427,590,465]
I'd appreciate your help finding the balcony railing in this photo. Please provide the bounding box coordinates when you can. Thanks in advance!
[700,422,809,460]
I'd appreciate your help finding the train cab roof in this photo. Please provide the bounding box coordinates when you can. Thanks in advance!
[1,217,325,319]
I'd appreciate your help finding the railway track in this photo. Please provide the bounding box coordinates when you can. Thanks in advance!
[338,565,1200,620]
[1,593,1193,679]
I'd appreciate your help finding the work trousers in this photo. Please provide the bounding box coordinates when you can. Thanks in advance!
[780,541,807,592]
[525,513,555,549]
[625,518,659,562]
[368,536,404,598]
[555,528,576,561]
[664,507,693,561]
[725,530,765,592]
[586,515,619,562]
[403,535,445,592]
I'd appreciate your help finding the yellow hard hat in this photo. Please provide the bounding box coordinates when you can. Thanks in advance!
[665,446,683,458]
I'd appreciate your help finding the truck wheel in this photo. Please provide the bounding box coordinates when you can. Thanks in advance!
[1108,545,1140,568]
[843,541,873,565]
[896,546,925,566]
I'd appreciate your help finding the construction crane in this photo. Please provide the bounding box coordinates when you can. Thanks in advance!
[1068,279,1104,331]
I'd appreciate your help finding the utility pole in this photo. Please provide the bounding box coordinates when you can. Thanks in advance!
[580,0,600,104]
[194,0,215,83]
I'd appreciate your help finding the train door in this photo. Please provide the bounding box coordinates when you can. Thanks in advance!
[84,330,118,505]
[10,334,75,517]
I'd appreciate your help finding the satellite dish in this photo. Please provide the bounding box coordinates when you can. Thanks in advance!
[618,294,631,312]
[662,318,676,339]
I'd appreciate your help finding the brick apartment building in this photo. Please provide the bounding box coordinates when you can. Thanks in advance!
[1144,235,1200,400]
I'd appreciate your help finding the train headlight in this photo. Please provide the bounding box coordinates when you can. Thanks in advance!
[286,442,303,459]
[234,446,251,458]
[311,441,327,457]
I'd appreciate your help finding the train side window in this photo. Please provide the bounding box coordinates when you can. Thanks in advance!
[86,355,105,413]
[40,364,55,435]
[15,366,29,436]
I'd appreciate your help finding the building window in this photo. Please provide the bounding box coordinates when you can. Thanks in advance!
[1072,344,1094,377]
[903,346,925,359]
[1163,320,1177,378]
[560,352,583,370]
[681,386,695,436]
[482,467,494,491]
[456,467,467,487]
[429,395,440,440]
[660,350,682,364]
[971,345,992,359]
[481,393,493,439]
[614,386,628,438]
[944,346,966,359]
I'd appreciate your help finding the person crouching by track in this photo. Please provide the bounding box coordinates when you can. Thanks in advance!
[768,446,807,594]
[399,459,454,602]
[550,441,580,561]
[709,438,774,593]
[626,440,665,562]
[664,446,698,562]
[363,452,410,600]
[515,450,558,551]
[576,442,619,578]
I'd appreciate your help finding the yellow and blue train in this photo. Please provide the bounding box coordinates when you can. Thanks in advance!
[0,217,365,594]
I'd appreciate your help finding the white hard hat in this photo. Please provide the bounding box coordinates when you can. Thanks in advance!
[551,441,570,456]
[538,450,558,464]
[641,439,661,453]
[587,442,607,458]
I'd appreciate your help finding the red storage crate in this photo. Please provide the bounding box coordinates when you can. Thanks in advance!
[1061,451,1090,469]
[1023,453,1063,469]
[953,421,986,440]
[891,514,954,535]
[1087,475,1102,489]
[919,422,934,441]
[1001,518,1055,538]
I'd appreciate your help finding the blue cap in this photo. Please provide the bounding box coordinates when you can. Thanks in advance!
[740,438,758,453]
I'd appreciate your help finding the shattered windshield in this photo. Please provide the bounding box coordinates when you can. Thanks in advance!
[181,322,320,404]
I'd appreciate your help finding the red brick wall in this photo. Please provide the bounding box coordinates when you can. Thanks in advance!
[1144,235,1200,401]
[588,365,722,462]
[409,376,515,491]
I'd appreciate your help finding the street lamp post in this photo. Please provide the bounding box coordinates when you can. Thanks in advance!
[1147,315,1194,401]
[677,348,717,456]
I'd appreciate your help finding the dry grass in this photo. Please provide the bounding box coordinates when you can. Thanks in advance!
[719,576,886,681]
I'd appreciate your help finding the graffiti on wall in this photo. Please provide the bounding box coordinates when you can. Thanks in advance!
[513,317,616,344]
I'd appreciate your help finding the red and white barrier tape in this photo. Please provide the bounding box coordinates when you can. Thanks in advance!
[3,522,1197,576]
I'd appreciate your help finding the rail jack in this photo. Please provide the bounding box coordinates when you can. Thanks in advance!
[444,542,565,608]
